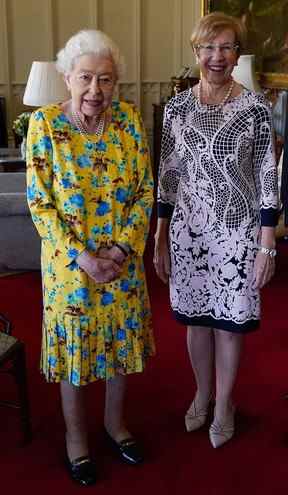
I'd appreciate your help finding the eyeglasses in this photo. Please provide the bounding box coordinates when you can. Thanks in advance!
[76,73,115,90]
[196,43,239,55]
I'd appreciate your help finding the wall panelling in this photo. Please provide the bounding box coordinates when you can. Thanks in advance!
[0,0,200,146]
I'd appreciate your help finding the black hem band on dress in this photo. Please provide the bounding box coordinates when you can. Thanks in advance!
[173,310,260,334]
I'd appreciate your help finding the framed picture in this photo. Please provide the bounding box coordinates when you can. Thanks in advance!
[201,0,288,89]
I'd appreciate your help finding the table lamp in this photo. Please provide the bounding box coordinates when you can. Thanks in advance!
[232,54,261,92]
[23,61,69,106]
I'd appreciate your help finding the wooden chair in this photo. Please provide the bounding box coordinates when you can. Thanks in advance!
[0,313,32,444]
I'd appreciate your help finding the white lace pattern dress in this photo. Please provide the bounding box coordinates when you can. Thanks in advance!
[158,89,279,332]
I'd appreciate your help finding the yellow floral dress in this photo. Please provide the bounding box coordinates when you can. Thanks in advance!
[26,101,155,386]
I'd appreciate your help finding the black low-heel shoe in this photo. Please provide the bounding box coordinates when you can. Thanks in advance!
[65,455,97,486]
[106,432,144,465]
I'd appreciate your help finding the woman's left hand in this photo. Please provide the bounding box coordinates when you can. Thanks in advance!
[98,245,127,266]
[253,251,275,289]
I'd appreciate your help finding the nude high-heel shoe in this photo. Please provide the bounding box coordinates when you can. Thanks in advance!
[185,398,210,432]
[209,406,235,448]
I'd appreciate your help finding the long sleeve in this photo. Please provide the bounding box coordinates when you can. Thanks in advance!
[117,107,154,256]
[281,110,288,226]
[157,102,182,218]
[253,101,279,226]
[26,109,86,266]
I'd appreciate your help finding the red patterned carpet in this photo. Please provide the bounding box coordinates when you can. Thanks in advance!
[0,240,288,494]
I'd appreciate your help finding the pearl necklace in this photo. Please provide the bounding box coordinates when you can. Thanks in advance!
[71,110,105,138]
[197,78,234,110]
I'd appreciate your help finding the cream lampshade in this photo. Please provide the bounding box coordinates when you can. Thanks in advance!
[232,54,261,92]
[23,61,69,106]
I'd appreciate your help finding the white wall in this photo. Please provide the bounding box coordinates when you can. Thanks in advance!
[0,0,201,141]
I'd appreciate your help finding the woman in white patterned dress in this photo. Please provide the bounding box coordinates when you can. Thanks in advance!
[154,12,279,448]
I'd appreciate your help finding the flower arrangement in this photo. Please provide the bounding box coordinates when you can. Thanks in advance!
[12,112,32,138]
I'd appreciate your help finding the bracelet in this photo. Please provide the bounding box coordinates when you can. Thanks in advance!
[115,243,129,257]
[258,246,277,258]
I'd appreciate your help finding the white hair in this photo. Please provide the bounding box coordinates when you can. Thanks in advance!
[56,29,125,79]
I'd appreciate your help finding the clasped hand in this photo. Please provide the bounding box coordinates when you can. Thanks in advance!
[77,245,127,283]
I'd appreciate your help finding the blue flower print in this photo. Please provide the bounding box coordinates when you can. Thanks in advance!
[68,344,76,356]
[61,178,73,189]
[125,318,139,330]
[68,248,79,259]
[58,113,68,122]
[117,328,126,340]
[120,280,130,292]
[77,155,91,168]
[91,176,99,188]
[118,348,127,359]
[48,356,57,367]
[95,140,107,152]
[81,350,89,360]
[85,142,94,152]
[118,159,127,173]
[71,370,80,383]
[52,162,61,173]
[103,223,113,234]
[51,117,65,129]
[86,239,97,252]
[70,194,85,208]
[64,153,73,162]
[128,263,136,275]
[116,187,128,203]
[91,225,101,235]
[34,111,44,121]
[97,354,105,364]
[80,315,89,325]
[74,288,89,302]
[103,176,111,185]
[68,260,78,271]
[40,135,53,151]
[27,185,36,201]
[55,324,66,339]
[96,201,111,216]
[95,354,106,374]
[127,124,137,137]
[101,292,115,306]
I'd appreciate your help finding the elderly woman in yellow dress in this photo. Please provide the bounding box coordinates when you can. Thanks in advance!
[154,12,278,448]
[26,29,154,485]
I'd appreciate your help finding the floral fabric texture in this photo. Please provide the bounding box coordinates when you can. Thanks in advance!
[158,89,279,333]
[26,101,155,385]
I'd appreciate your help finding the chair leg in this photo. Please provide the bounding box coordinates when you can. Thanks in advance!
[13,343,32,444]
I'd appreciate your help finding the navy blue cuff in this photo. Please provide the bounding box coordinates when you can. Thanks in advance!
[157,201,174,218]
[260,207,279,227]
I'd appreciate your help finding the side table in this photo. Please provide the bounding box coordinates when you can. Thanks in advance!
[0,313,32,445]
[0,148,25,172]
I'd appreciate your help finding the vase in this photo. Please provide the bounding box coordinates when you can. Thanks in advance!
[20,137,26,160]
